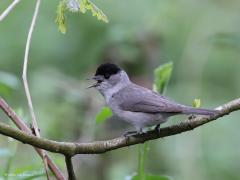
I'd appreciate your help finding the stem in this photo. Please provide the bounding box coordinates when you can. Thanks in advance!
[65,156,76,180]
[0,0,21,21]
[21,0,50,179]
[22,0,41,139]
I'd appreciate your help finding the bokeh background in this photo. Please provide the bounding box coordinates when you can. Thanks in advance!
[1,0,240,179]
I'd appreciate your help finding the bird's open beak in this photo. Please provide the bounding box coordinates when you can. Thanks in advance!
[87,76,102,88]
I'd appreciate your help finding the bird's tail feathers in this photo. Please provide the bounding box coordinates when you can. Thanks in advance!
[182,107,218,116]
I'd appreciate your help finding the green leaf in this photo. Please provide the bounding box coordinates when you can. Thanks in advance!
[79,0,109,23]
[56,0,108,34]
[55,0,67,34]
[95,106,112,124]
[192,98,201,108]
[153,62,173,94]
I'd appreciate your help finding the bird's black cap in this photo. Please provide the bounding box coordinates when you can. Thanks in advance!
[95,63,121,78]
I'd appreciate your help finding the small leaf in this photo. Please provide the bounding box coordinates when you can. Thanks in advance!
[55,0,67,34]
[80,0,109,23]
[153,62,173,94]
[192,98,201,108]
[96,106,112,124]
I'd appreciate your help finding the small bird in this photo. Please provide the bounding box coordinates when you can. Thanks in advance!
[89,63,218,136]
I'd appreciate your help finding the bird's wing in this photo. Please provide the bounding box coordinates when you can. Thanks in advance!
[115,84,185,114]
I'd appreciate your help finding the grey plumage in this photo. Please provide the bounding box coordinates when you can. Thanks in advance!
[90,63,218,134]
[113,83,217,116]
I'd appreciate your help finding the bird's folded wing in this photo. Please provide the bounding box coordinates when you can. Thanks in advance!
[117,84,184,113]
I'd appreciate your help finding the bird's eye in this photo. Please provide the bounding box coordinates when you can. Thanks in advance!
[104,73,110,79]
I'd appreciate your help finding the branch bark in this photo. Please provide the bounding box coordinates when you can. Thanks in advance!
[0,98,65,180]
[0,98,240,156]
[65,156,76,180]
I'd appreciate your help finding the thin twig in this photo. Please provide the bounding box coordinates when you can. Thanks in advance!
[21,0,50,179]
[0,0,21,21]
[65,156,76,180]
[0,98,66,180]
[22,0,40,138]
[0,98,239,155]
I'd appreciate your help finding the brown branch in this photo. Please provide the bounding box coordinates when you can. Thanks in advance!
[0,98,239,156]
[0,98,65,180]
[65,156,76,180]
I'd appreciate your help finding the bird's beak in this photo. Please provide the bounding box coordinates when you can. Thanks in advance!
[86,76,102,88]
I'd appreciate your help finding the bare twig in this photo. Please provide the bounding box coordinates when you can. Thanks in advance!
[0,98,239,155]
[0,0,21,22]
[65,156,76,180]
[21,0,49,178]
[0,98,66,180]
[22,0,40,138]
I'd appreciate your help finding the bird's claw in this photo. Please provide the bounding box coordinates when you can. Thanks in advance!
[123,130,145,137]
[154,124,161,136]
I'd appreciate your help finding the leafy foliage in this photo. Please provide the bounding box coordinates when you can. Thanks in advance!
[79,0,109,23]
[55,1,67,34]
[56,0,108,34]
[153,62,173,94]
[95,106,112,124]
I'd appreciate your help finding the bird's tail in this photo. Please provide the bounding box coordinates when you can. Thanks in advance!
[182,107,218,116]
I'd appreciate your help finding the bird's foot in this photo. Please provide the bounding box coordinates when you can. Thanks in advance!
[123,129,145,137]
[154,124,161,136]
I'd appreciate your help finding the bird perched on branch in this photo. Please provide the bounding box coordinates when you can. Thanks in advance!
[89,63,218,136]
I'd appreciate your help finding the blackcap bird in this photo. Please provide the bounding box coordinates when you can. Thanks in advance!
[89,63,218,136]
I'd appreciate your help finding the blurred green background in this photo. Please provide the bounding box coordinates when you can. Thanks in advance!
[0,0,240,179]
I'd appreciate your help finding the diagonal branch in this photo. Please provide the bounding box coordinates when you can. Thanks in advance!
[0,0,21,21]
[0,98,240,156]
[0,98,66,180]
